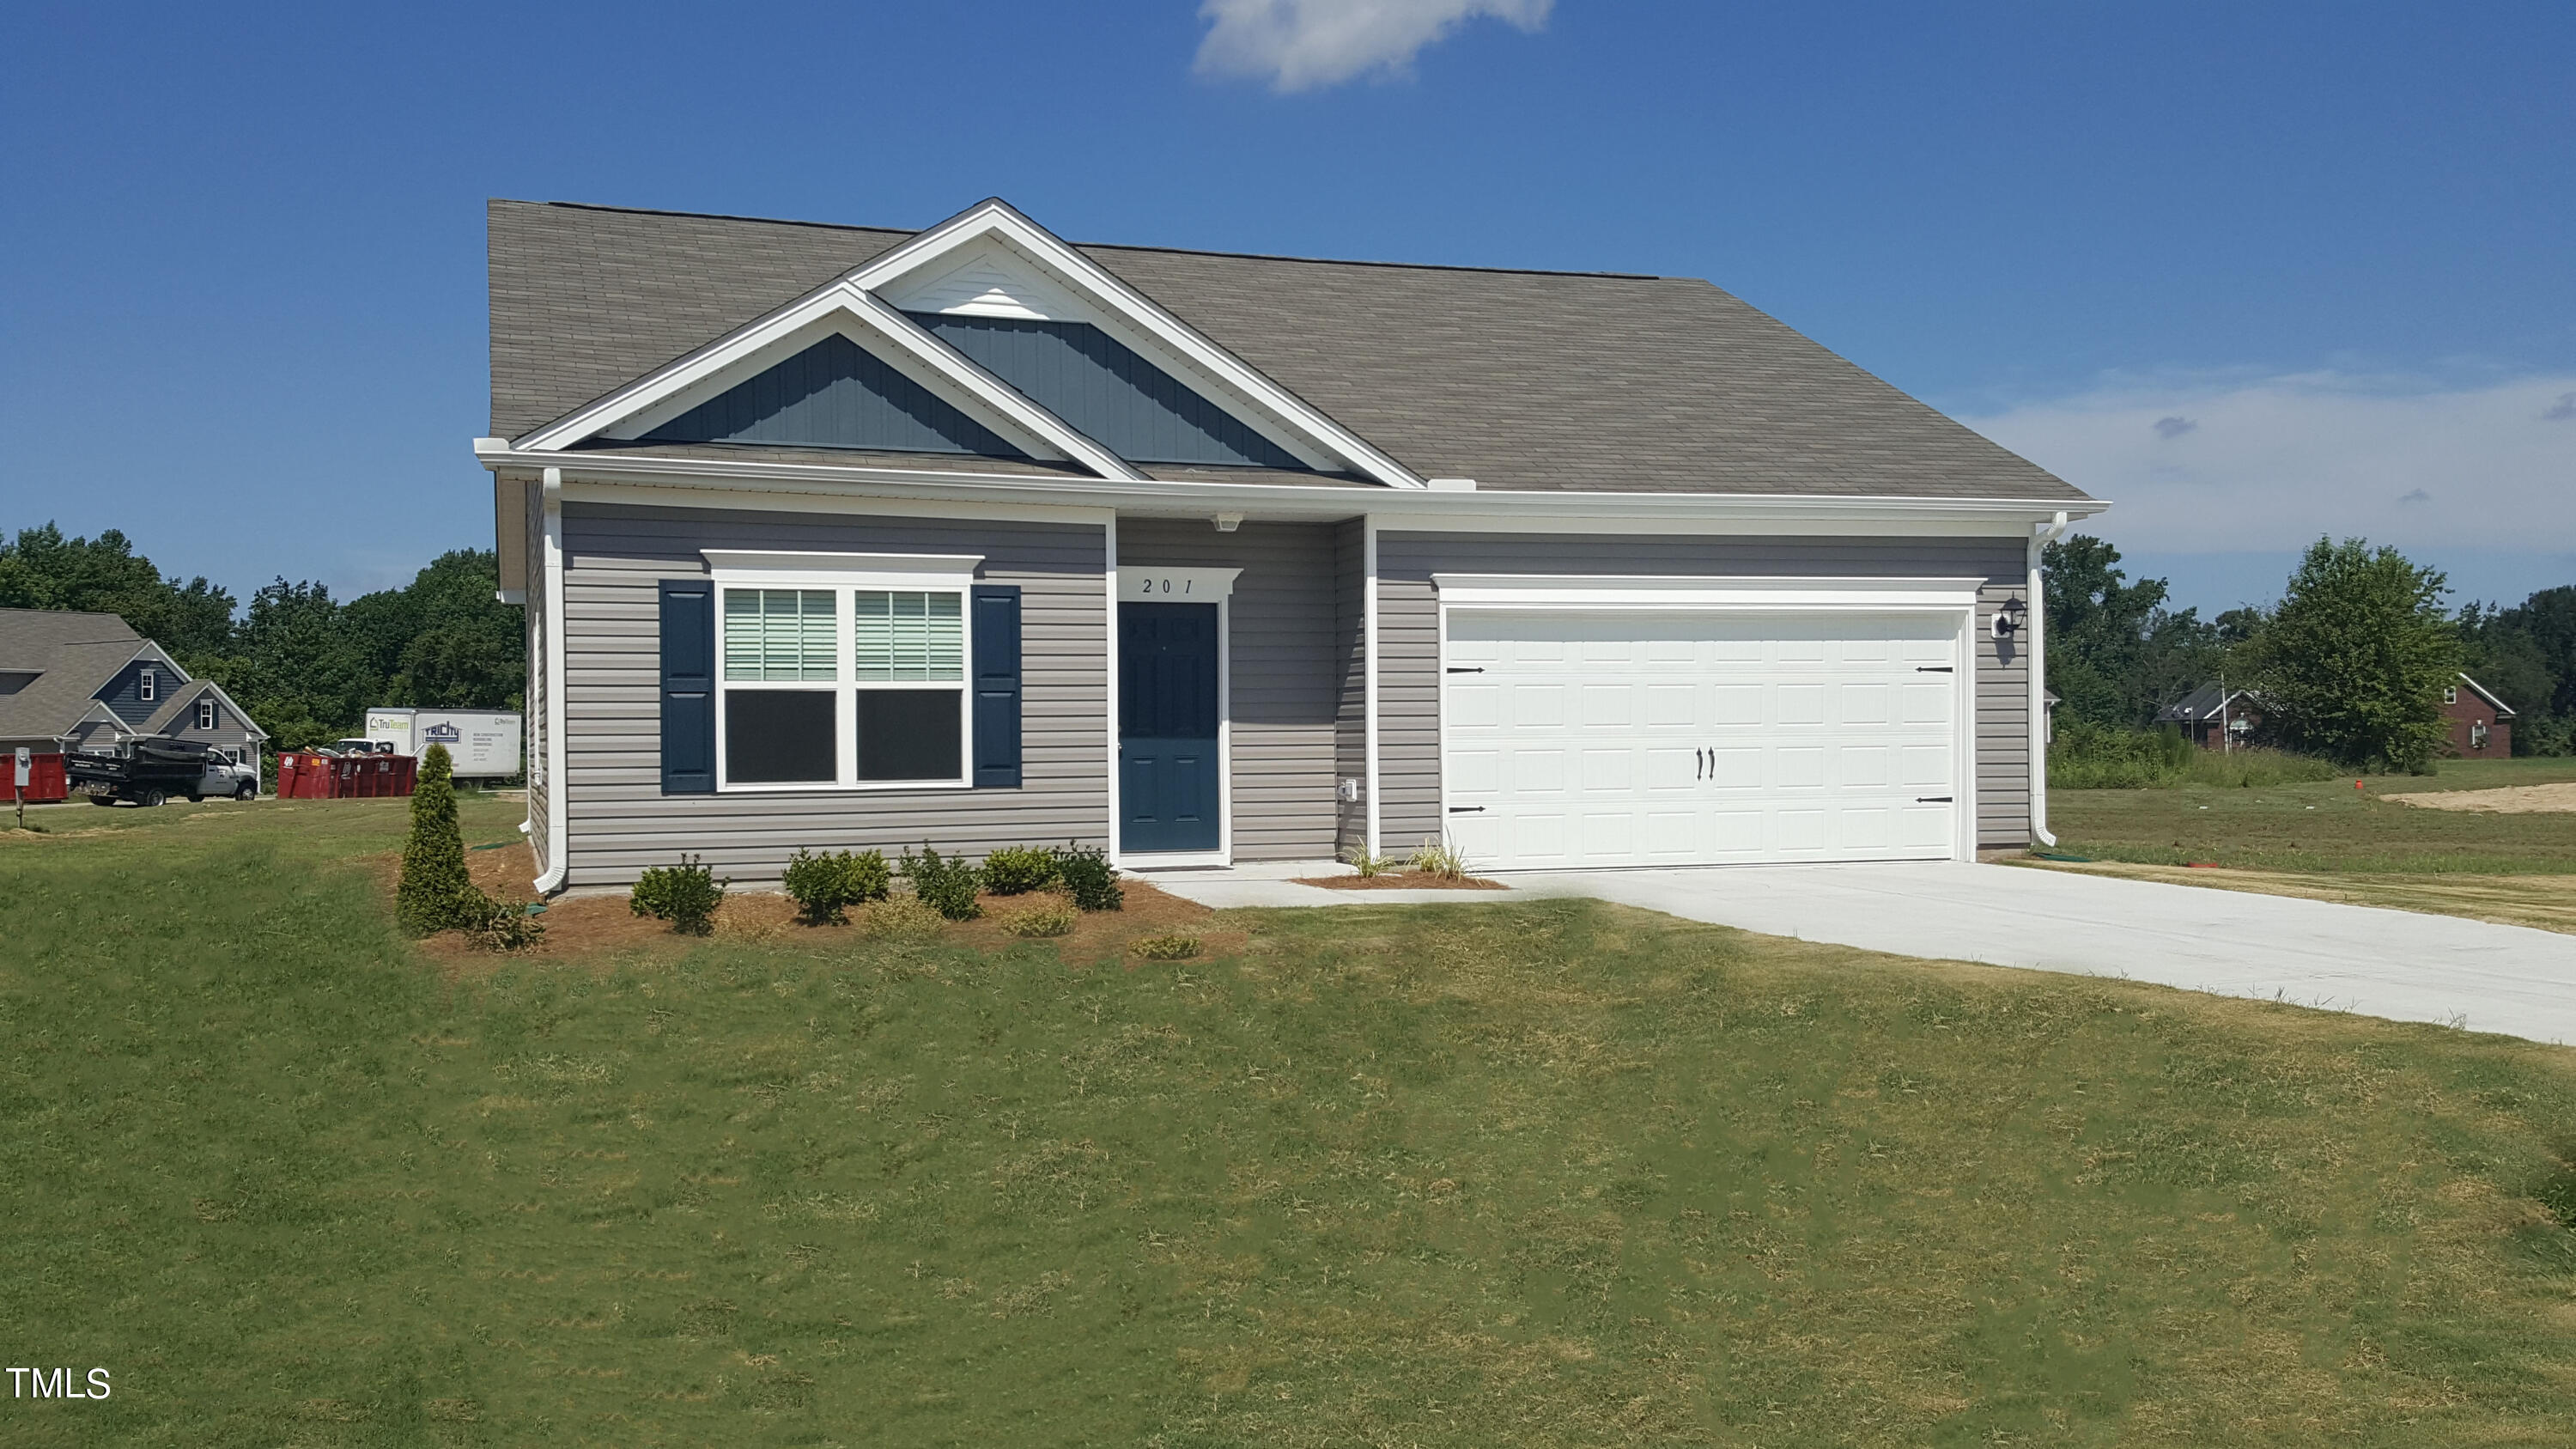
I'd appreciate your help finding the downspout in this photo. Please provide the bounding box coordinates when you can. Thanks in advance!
[2028,510,2070,847]
[533,467,571,894]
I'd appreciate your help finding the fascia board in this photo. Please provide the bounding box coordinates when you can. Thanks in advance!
[2457,673,2517,715]
[473,441,2106,531]
[848,202,1426,489]
[1431,574,1988,609]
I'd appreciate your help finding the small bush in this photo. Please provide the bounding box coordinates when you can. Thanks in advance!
[631,855,726,935]
[901,843,982,921]
[1408,835,1471,880]
[1054,843,1123,912]
[1131,932,1201,961]
[981,845,1062,897]
[998,898,1079,938]
[781,847,890,924]
[453,889,547,952]
[854,895,946,941]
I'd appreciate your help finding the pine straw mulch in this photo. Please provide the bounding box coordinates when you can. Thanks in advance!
[381,837,1231,972]
[1291,870,1509,891]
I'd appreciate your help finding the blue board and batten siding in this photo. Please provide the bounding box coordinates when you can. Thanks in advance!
[912,315,1308,471]
[556,503,1106,884]
[94,657,179,725]
[643,335,1028,458]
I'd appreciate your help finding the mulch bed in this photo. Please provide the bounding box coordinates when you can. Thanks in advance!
[1292,870,1510,891]
[383,838,1233,971]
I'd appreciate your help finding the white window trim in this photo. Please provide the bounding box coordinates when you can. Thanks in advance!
[197,698,216,729]
[1110,567,1242,868]
[702,551,985,795]
[1431,574,1983,866]
[139,669,156,703]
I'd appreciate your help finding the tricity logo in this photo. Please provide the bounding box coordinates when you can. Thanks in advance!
[9,1367,111,1398]
[425,722,464,742]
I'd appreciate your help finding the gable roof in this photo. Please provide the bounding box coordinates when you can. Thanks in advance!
[136,676,271,740]
[2455,673,2517,716]
[489,199,2093,502]
[2155,682,2262,722]
[0,609,151,743]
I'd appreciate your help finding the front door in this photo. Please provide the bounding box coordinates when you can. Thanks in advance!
[1120,602,1220,854]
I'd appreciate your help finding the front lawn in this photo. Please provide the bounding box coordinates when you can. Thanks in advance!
[6,801,2576,1445]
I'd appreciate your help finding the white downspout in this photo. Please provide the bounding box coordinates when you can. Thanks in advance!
[1363,514,1382,859]
[533,467,571,894]
[2028,510,2069,848]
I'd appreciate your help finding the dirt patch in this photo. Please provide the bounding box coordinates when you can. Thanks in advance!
[1293,871,1509,891]
[2389,782,2576,814]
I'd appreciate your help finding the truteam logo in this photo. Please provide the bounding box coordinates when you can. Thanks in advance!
[9,1367,111,1399]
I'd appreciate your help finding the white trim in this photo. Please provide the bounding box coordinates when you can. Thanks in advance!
[845,199,1424,487]
[1103,516,1122,866]
[1113,565,1243,602]
[702,550,982,586]
[2456,672,2517,716]
[1430,574,1988,610]
[554,475,1112,526]
[1120,849,1230,869]
[1363,515,1382,858]
[2027,511,2069,848]
[536,468,570,893]
[1433,585,1980,866]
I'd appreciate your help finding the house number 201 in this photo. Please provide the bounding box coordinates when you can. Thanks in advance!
[1134,576,1195,594]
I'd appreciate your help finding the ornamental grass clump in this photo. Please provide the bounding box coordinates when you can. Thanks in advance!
[781,847,890,924]
[396,744,474,935]
[1130,932,1201,961]
[901,843,982,922]
[630,855,726,935]
[1408,834,1471,881]
[980,845,1062,897]
[998,898,1078,938]
[854,894,945,941]
[1054,843,1123,912]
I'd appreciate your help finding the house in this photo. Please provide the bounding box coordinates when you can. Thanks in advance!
[2445,674,2514,757]
[2155,683,2264,749]
[0,608,269,799]
[476,198,2105,891]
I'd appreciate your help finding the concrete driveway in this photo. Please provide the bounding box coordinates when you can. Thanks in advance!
[1527,862,2576,1046]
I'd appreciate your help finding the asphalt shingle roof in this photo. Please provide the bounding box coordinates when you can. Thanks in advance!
[489,199,2093,502]
[0,609,147,744]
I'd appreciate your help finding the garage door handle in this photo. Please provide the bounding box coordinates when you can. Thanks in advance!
[1447,806,1484,813]
[1917,795,1953,803]
[1916,666,1953,673]
[1445,667,1484,673]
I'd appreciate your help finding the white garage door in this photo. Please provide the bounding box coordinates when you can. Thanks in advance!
[1441,611,1965,870]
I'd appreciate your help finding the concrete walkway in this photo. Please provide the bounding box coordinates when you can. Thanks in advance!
[1145,860,2576,1046]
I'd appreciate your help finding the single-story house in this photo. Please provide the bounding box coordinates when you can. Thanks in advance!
[477,198,2105,891]
[2445,674,2514,756]
[0,608,269,799]
[2155,683,2264,748]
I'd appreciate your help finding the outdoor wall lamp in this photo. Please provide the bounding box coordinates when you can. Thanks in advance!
[1992,596,2029,640]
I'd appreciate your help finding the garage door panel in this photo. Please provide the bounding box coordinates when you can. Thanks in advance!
[1443,607,1965,870]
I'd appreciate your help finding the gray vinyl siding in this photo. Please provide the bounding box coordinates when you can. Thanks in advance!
[1374,532,2033,852]
[557,503,1108,885]
[1333,519,1366,859]
[1118,518,1340,862]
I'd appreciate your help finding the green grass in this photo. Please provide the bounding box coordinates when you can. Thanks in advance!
[7,802,2576,1445]
[2048,757,2576,874]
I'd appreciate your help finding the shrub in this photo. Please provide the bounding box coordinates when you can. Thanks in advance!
[396,744,474,935]
[1343,847,1397,879]
[1408,835,1471,880]
[1054,843,1123,912]
[2050,720,2336,790]
[2178,746,2339,788]
[453,889,546,952]
[781,847,890,924]
[981,845,1062,897]
[1131,932,1201,960]
[631,855,726,935]
[854,895,946,941]
[901,843,982,921]
[998,898,1079,938]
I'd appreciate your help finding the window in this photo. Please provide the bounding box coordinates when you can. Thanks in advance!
[197,698,217,729]
[139,669,156,703]
[2443,685,2458,704]
[706,554,980,791]
[2470,720,2490,751]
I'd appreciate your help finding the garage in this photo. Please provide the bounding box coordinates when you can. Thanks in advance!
[1436,581,1977,871]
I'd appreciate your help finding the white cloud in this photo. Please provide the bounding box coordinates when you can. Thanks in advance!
[1194,0,1552,92]
[1960,370,2576,554]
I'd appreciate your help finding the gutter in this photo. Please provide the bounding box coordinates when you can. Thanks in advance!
[2027,510,2071,847]
[532,466,571,895]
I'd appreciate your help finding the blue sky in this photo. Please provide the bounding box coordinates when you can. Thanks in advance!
[5,0,2570,616]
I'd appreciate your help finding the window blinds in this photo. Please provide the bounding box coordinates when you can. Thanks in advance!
[854,591,963,681]
[722,589,836,681]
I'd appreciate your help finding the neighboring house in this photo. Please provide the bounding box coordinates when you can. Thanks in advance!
[2444,674,2514,757]
[0,609,270,795]
[476,198,2105,891]
[2155,683,2265,749]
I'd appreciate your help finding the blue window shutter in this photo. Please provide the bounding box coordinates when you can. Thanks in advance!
[660,579,716,794]
[971,585,1023,788]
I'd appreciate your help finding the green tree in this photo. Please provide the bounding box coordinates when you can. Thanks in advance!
[2246,538,2459,771]
[0,522,236,659]
[344,551,524,710]
[396,745,473,934]
[2041,535,2227,728]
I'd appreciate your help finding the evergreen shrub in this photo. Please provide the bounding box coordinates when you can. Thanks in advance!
[981,845,1062,896]
[396,744,474,935]
[1054,843,1122,912]
[781,848,890,924]
[901,844,982,921]
[631,855,726,935]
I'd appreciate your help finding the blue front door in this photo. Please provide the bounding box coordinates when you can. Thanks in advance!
[1120,602,1220,853]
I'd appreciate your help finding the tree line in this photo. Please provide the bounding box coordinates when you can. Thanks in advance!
[2045,533,2574,770]
[0,522,524,752]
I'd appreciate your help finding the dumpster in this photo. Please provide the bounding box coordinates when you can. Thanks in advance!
[1,752,68,804]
